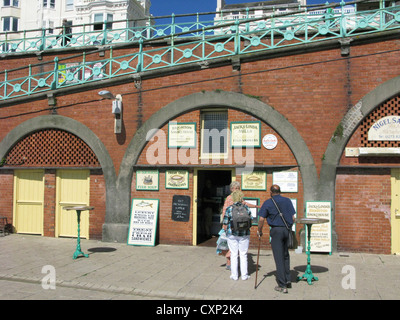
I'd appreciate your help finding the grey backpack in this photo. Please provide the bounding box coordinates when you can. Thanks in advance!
[231,203,251,232]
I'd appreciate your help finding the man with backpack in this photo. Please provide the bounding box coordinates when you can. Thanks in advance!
[222,190,252,281]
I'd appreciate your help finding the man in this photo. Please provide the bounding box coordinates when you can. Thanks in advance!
[257,184,295,293]
[223,190,252,281]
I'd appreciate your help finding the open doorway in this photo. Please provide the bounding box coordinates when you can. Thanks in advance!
[196,169,232,246]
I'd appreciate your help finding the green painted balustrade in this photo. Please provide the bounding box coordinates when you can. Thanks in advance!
[1,2,399,102]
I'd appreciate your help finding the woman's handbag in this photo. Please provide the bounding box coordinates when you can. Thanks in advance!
[271,197,298,249]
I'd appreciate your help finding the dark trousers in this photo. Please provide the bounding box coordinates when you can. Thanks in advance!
[270,226,291,288]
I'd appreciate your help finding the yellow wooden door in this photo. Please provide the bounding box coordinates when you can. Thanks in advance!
[391,169,400,254]
[13,170,44,235]
[56,170,90,239]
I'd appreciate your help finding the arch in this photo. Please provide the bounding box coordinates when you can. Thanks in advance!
[0,115,117,225]
[319,75,400,249]
[104,91,318,242]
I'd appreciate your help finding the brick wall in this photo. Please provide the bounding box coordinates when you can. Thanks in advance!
[335,169,391,254]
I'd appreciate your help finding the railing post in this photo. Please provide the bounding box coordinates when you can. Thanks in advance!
[102,20,107,45]
[340,0,346,37]
[39,28,45,51]
[235,20,240,55]
[51,57,59,90]
[171,13,176,36]
[137,39,143,72]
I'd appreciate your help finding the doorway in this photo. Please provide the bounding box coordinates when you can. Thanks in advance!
[13,170,45,235]
[391,168,400,254]
[194,169,233,245]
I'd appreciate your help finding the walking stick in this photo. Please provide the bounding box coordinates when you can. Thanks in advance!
[254,236,261,289]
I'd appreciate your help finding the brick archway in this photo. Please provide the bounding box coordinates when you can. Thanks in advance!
[0,115,117,228]
[319,75,400,251]
[103,91,318,242]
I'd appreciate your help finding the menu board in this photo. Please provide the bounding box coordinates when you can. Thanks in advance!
[171,195,190,222]
[306,201,332,253]
[128,198,159,246]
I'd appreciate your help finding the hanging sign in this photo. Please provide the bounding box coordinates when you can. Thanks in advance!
[128,198,159,246]
[306,201,332,253]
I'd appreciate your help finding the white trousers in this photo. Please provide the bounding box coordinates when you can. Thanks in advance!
[227,234,250,280]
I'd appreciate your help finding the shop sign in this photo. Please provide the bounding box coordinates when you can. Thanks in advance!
[168,122,197,148]
[128,198,159,246]
[242,171,266,190]
[166,170,189,189]
[136,170,159,191]
[231,121,261,147]
[368,115,400,141]
[306,201,332,253]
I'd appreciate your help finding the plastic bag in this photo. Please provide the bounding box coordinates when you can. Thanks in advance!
[216,229,229,254]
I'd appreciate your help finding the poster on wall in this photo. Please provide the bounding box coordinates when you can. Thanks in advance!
[242,171,266,190]
[306,201,332,253]
[243,198,259,225]
[136,170,159,191]
[128,198,159,246]
[166,170,189,189]
[230,121,261,147]
[273,171,298,192]
[168,122,197,148]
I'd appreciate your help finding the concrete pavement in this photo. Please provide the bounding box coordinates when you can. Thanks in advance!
[0,234,399,300]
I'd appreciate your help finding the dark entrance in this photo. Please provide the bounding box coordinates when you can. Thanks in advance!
[197,170,232,245]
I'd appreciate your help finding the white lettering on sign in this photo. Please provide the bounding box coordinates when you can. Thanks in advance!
[368,116,400,141]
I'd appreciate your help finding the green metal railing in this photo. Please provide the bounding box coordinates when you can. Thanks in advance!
[1,2,400,102]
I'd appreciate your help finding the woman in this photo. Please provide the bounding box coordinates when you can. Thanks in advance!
[222,190,252,281]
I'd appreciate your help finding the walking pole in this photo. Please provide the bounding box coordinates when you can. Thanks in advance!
[254,236,261,289]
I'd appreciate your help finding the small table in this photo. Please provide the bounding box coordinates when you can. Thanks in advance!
[295,217,329,285]
[64,206,94,259]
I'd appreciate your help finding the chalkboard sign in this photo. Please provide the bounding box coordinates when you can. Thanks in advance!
[172,195,190,222]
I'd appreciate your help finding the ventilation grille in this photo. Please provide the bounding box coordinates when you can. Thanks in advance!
[361,95,400,147]
[4,129,100,167]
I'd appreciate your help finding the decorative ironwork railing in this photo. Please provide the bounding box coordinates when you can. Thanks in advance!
[0,2,399,102]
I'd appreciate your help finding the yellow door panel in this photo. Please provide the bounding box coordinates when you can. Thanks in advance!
[13,170,44,235]
[391,169,400,254]
[56,170,90,239]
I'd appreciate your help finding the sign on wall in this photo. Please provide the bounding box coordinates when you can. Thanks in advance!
[230,121,261,147]
[168,122,197,148]
[242,171,266,190]
[166,170,189,189]
[306,201,332,253]
[136,170,159,191]
[128,198,159,246]
[171,195,191,222]
[273,171,298,193]
[368,115,400,141]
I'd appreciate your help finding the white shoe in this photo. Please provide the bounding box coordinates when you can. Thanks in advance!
[242,275,250,281]
[230,275,238,281]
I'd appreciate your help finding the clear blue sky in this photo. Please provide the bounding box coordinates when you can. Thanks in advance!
[150,0,335,17]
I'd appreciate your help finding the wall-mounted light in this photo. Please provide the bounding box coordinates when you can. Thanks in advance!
[98,90,123,134]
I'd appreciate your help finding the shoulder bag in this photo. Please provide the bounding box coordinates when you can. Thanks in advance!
[271,197,297,249]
